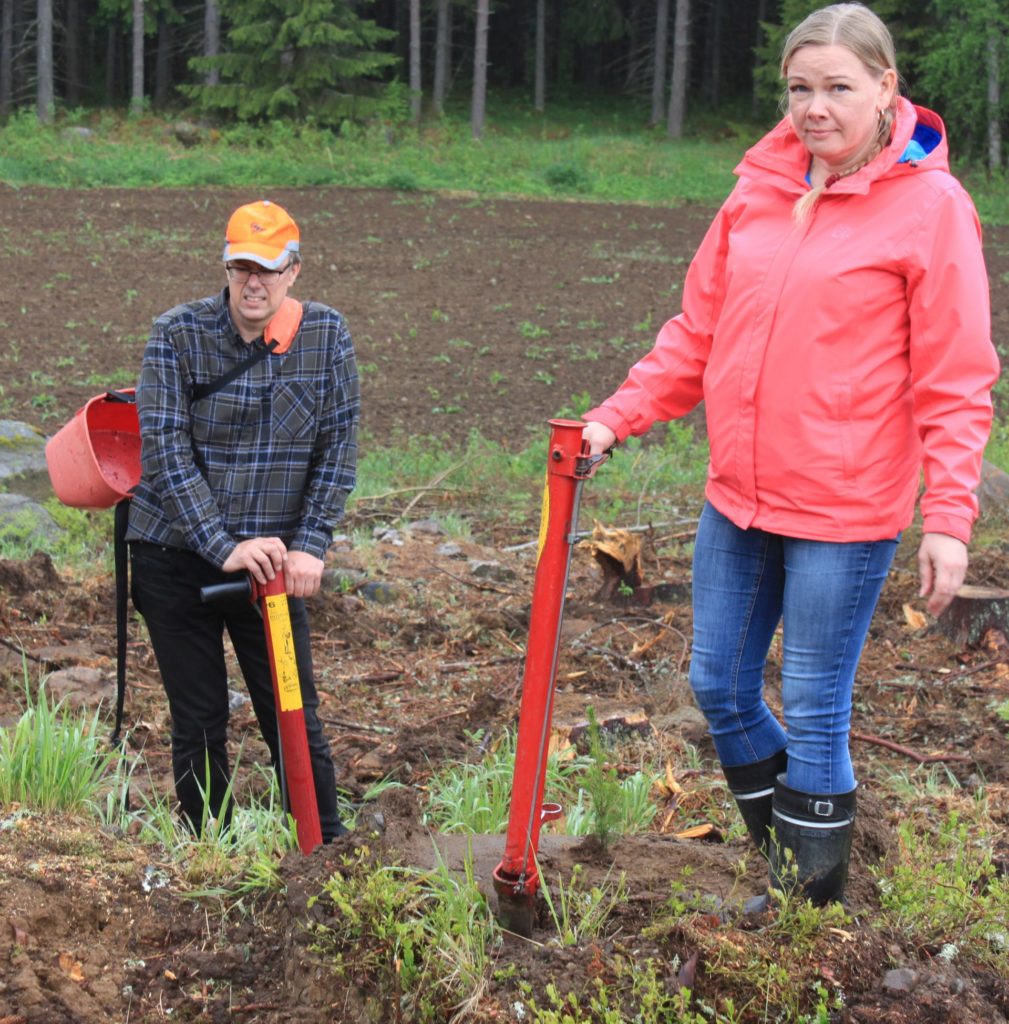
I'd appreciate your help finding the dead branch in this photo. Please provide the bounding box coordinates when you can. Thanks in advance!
[850,731,972,764]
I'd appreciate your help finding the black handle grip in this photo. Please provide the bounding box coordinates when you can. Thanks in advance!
[200,579,251,604]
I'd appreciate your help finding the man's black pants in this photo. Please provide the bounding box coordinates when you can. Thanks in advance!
[130,542,343,840]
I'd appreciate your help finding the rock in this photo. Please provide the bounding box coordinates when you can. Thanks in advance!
[228,688,249,711]
[60,126,94,141]
[0,495,62,544]
[0,421,48,481]
[435,542,463,558]
[407,518,446,536]
[45,667,114,710]
[171,121,204,147]
[373,526,404,546]
[978,459,1009,513]
[653,705,711,747]
[361,581,398,605]
[882,967,918,993]
[469,559,517,582]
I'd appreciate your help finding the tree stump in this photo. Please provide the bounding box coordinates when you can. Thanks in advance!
[936,585,1009,648]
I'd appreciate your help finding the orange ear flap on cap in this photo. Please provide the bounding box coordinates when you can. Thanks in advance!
[224,200,300,270]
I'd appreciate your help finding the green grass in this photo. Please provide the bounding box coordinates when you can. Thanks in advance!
[0,676,122,813]
[3,98,1007,223]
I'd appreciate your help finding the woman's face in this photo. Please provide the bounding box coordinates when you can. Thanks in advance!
[786,44,897,173]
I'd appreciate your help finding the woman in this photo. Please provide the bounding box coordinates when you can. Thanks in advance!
[583,3,999,905]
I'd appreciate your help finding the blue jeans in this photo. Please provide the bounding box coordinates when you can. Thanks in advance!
[688,503,898,794]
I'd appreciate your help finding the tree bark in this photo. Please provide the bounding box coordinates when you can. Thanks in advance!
[650,0,669,126]
[666,0,688,138]
[533,0,545,112]
[432,0,450,114]
[988,31,1002,171]
[65,0,80,106]
[703,0,722,109]
[409,0,421,123]
[153,13,171,108]
[203,0,220,86]
[36,0,53,120]
[105,23,118,105]
[752,0,767,117]
[471,0,489,140]
[937,586,1009,649]
[1,0,13,115]
[131,0,144,114]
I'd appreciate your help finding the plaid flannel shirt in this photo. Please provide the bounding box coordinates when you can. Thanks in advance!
[126,289,359,567]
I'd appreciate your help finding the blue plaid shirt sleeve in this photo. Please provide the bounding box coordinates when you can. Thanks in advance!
[292,315,360,559]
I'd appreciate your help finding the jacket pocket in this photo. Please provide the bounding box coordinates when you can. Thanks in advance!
[271,381,316,442]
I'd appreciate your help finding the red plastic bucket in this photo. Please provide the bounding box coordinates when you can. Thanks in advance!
[45,391,141,509]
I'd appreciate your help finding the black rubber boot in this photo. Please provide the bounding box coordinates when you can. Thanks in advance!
[722,749,788,859]
[770,775,856,906]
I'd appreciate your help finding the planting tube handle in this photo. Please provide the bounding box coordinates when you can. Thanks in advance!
[200,579,252,604]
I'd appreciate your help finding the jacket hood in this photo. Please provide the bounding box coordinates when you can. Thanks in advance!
[735,97,949,195]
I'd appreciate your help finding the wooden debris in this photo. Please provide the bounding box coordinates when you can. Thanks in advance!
[937,585,1009,648]
[583,522,643,600]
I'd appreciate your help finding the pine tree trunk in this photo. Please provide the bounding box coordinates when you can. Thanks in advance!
[1,0,13,115]
[667,0,688,138]
[105,23,117,104]
[533,0,545,112]
[36,0,53,120]
[751,0,767,117]
[471,0,490,140]
[988,31,1002,172]
[65,0,80,106]
[409,0,421,123]
[153,13,171,108]
[650,0,669,126]
[204,0,220,86]
[433,0,450,114]
[130,0,143,114]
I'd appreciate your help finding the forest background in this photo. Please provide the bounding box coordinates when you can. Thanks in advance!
[2,0,1008,182]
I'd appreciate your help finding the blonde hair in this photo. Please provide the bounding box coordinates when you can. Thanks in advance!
[782,3,899,222]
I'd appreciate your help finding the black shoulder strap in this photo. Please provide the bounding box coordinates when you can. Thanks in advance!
[191,339,279,403]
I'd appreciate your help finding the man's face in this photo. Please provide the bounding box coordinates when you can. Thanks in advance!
[225,259,301,341]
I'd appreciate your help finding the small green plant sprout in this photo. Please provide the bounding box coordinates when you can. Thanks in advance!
[575,705,631,850]
[873,810,1009,971]
[537,861,627,947]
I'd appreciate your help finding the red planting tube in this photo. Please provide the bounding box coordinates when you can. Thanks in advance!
[251,572,323,855]
[492,419,607,934]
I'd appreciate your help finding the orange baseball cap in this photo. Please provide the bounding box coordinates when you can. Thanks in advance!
[223,200,300,269]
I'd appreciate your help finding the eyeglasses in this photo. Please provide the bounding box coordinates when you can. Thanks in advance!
[225,262,292,284]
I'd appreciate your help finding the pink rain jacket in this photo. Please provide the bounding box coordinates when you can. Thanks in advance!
[586,99,1000,544]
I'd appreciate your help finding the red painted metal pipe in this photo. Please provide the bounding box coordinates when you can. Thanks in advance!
[492,419,607,935]
[251,572,323,855]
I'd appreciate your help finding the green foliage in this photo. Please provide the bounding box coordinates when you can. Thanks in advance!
[874,810,1009,970]
[310,844,496,1021]
[423,729,587,835]
[538,862,627,947]
[911,0,1009,163]
[573,705,630,850]
[0,679,120,813]
[544,160,591,192]
[184,0,398,127]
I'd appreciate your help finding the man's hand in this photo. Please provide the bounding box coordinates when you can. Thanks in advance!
[284,550,325,599]
[222,537,287,584]
[918,532,968,617]
[583,421,618,456]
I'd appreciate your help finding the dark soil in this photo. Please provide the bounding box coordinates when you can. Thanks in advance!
[0,186,1007,1023]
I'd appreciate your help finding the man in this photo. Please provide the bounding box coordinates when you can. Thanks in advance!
[127,199,359,840]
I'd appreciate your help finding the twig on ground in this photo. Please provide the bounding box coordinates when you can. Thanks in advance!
[333,670,404,685]
[401,456,472,518]
[850,731,972,764]
[502,521,685,553]
[323,717,395,734]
